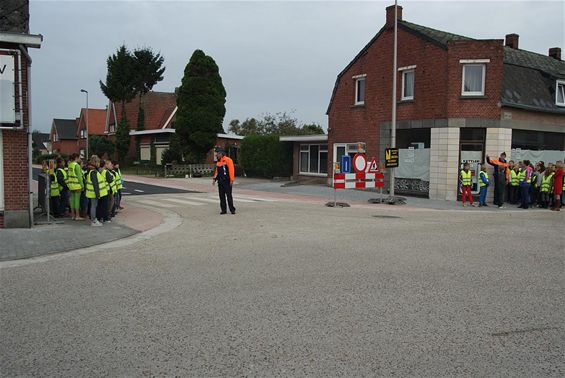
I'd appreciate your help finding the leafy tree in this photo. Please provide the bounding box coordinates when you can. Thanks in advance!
[175,49,226,163]
[99,45,137,162]
[89,135,115,158]
[132,48,165,130]
[228,118,260,136]
[228,112,325,136]
[299,123,324,135]
[115,118,130,162]
[99,45,137,121]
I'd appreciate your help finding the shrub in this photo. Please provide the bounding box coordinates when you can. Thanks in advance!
[239,135,292,178]
[161,148,183,165]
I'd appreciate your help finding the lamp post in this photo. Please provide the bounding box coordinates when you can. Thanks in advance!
[80,89,89,159]
[389,0,398,197]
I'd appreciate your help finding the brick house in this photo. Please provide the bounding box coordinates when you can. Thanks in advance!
[107,91,242,165]
[76,107,108,157]
[32,132,51,155]
[0,2,42,228]
[50,118,79,155]
[325,4,565,200]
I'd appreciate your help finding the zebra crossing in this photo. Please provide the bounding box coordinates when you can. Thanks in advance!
[134,193,279,209]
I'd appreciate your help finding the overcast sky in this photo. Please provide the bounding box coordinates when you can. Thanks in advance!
[29,0,564,133]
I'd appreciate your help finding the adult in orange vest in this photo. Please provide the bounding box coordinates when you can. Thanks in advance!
[212,148,236,215]
[486,152,509,208]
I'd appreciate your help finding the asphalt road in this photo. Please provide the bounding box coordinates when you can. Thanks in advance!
[32,167,194,196]
[1,197,564,376]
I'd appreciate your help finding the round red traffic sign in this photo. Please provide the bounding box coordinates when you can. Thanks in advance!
[352,153,367,173]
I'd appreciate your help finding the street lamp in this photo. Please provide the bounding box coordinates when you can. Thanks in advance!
[80,89,89,159]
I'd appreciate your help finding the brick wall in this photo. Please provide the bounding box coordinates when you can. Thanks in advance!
[446,40,504,119]
[328,26,450,173]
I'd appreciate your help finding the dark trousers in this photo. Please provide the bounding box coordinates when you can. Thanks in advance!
[520,183,530,208]
[494,183,505,206]
[509,185,519,204]
[218,182,235,213]
[60,189,69,215]
[97,195,110,221]
[51,196,61,217]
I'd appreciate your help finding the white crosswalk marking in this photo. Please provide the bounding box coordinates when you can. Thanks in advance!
[233,195,278,202]
[136,199,176,208]
[134,189,144,193]
[162,198,206,206]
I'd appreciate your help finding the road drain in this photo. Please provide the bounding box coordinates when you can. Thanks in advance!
[491,326,560,337]
[372,215,401,219]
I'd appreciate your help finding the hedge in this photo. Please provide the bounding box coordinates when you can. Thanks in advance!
[34,153,68,164]
[239,135,292,178]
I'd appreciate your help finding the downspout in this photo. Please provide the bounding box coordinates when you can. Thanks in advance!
[19,45,33,226]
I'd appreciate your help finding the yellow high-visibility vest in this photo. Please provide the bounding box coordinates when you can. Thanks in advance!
[460,170,472,186]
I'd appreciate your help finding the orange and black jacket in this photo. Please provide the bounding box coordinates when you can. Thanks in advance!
[214,156,235,184]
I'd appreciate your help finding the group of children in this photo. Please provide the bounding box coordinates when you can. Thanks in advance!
[45,153,124,226]
[460,159,565,210]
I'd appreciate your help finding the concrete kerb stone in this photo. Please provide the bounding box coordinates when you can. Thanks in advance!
[0,205,182,269]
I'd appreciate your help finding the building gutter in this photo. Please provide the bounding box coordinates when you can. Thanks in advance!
[501,102,565,115]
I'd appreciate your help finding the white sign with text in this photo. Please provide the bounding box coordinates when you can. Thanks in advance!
[0,55,16,124]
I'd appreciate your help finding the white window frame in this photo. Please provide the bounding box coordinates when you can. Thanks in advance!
[354,75,366,105]
[556,80,565,107]
[461,63,486,96]
[401,69,415,101]
[53,131,58,142]
[299,144,328,176]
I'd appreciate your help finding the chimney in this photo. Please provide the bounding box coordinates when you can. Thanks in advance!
[386,4,403,28]
[505,34,519,49]
[549,47,562,60]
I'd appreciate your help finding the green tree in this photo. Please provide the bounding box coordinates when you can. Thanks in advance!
[133,48,165,130]
[228,118,260,136]
[175,50,226,163]
[298,123,324,135]
[99,45,137,162]
[239,135,292,178]
[89,135,115,158]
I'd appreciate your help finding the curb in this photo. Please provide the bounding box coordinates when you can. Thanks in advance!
[0,205,182,269]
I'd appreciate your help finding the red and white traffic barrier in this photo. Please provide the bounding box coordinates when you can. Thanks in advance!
[333,172,385,189]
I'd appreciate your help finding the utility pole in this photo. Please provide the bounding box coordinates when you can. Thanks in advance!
[80,89,89,159]
[390,0,398,197]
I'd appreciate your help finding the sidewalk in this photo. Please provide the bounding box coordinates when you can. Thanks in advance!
[124,174,557,212]
[0,205,164,261]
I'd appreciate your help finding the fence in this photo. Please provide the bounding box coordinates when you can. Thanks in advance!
[165,164,216,177]
[510,149,565,165]
[395,148,430,196]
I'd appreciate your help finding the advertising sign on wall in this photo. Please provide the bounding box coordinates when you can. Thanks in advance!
[0,54,16,124]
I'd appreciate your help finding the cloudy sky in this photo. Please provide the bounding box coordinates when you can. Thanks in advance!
[29,0,564,133]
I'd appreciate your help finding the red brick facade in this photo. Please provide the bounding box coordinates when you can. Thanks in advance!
[327,8,509,173]
[1,43,31,227]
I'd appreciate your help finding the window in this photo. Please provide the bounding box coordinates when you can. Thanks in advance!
[80,129,86,138]
[402,70,414,100]
[140,145,151,161]
[108,123,116,133]
[53,132,58,142]
[462,64,485,96]
[556,80,565,106]
[299,144,328,175]
[355,78,365,105]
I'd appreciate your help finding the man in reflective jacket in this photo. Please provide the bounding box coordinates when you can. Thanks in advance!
[212,148,236,215]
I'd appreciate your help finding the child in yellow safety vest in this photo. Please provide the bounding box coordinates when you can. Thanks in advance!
[539,165,554,208]
[509,165,521,204]
[85,155,108,227]
[460,163,475,207]
[478,164,490,207]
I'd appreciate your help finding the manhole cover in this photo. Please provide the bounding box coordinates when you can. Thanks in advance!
[372,215,401,219]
